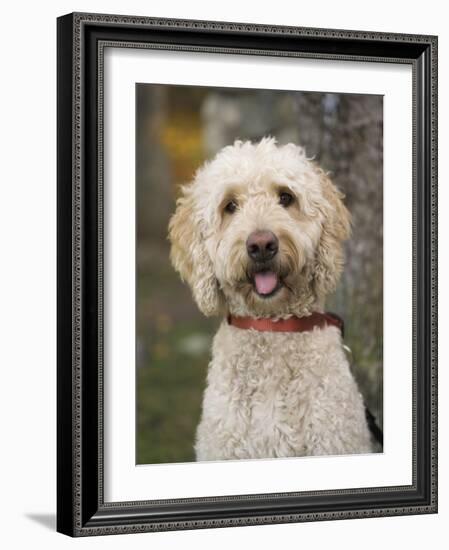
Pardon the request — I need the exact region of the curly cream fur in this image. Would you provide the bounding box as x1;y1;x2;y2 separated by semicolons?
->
168;137;373;460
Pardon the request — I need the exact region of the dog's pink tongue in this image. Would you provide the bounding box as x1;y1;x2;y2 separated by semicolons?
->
254;271;278;295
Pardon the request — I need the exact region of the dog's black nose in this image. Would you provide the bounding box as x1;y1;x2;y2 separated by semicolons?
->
246;230;279;262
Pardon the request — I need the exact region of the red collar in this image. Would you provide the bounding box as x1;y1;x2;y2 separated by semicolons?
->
227;312;344;335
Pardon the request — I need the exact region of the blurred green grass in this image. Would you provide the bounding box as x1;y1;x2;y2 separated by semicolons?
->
136;254;219;464
136;322;210;463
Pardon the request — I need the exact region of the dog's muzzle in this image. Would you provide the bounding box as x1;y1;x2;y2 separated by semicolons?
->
245;230;282;297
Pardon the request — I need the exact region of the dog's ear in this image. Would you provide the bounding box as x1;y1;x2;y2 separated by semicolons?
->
168;185;222;317
313;170;351;301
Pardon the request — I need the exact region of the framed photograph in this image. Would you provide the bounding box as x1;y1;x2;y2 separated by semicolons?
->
57;12;438;536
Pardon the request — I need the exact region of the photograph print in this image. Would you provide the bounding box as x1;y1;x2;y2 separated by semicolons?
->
136;83;383;465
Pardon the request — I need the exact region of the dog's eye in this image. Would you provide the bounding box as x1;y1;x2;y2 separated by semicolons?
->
224;200;238;214
279;191;294;207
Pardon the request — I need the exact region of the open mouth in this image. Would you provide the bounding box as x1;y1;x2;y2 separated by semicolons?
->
252;270;282;298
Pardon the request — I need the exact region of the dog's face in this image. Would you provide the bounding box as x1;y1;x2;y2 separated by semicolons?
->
169;138;350;318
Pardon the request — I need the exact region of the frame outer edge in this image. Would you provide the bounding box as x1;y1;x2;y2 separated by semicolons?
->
68;11;436;44
57;13;76;537
430;35;438;513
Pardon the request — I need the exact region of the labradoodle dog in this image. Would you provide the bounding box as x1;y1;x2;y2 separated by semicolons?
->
169;137;373;461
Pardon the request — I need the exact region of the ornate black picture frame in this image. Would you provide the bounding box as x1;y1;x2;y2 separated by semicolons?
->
57;12;438;537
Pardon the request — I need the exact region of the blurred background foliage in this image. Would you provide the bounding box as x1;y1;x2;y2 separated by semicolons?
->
136;84;383;464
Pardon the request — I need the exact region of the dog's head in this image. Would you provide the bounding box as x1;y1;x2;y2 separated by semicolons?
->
169;137;350;318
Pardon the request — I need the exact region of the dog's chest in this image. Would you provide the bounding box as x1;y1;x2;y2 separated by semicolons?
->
202;323;342;458
235;355;309;457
